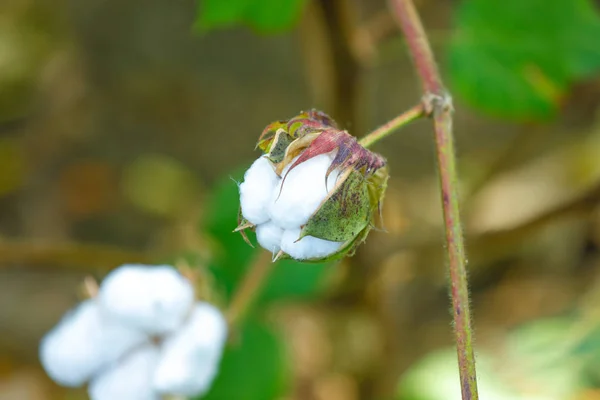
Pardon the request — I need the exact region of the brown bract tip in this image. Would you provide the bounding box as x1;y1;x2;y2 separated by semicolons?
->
280;129;387;192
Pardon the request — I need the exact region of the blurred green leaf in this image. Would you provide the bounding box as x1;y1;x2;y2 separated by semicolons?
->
260;258;330;304
576;325;600;386
195;0;306;33
572;325;600;360
448;0;600;120
398;318;585;400
200;319;288;400
204;168;331;306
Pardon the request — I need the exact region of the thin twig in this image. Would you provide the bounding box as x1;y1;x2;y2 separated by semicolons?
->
226;250;275;326
359;103;424;149
387;0;479;398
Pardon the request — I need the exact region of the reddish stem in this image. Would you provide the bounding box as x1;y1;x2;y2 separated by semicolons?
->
388;0;443;94
387;1;479;399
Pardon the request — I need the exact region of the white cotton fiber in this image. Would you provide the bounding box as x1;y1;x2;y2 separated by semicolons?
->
256;221;284;254
153;302;228;397
239;156;280;225
98;264;194;335
269;153;340;229
88;345;161;400
39;300;146;387
280;228;344;260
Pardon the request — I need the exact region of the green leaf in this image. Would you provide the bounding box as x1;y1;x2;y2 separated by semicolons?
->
196;0;307;33
448;0;600;120
204;168;331;305
200;319;288;400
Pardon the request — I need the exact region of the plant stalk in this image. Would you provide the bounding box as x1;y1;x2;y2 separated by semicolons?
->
387;0;479;398
359;103;424;148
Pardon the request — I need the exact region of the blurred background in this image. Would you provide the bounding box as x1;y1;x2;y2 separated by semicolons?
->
2;0;600;399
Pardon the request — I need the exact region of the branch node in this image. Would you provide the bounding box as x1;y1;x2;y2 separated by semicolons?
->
422;92;453;117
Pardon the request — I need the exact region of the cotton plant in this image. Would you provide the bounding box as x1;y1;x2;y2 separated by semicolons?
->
236;110;389;262
39;264;228;400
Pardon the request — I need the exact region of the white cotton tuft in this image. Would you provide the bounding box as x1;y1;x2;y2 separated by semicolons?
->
153;302;228;397
256;221;284;253
98;264;194;335
269;153;340;229
88;345;161;400
39;300;146;387
280;228;344;260
239;156;280;225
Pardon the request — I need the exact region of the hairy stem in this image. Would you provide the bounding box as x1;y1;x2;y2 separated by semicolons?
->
226;251;275;326
387;0;479;398
359;103;424;148
389;1;442;93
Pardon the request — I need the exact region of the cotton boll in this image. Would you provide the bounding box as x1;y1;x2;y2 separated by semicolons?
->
281;228;343;260
99;264;194;335
89;345;161;400
239;156;280;225
256;221;284;253
153;302;228;397
39;300;146;387
269;153;340;229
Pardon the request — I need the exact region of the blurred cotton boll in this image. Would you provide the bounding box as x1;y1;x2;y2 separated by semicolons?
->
88;345;161;400
39;300;147;387
98;264;195;335
39;264;228;399
153;303;229;396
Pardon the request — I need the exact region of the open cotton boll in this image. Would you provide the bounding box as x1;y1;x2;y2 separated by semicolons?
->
239;156;280;225
153;302;228;397
39;300;146;387
281;228;343;260
88;345;161;400
98;264;194;335
256;221;284;253
269;153;340;229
